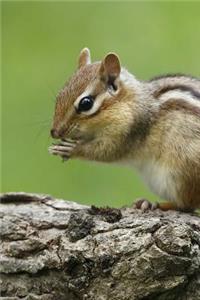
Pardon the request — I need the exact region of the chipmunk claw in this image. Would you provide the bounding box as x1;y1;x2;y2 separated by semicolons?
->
48;138;78;160
133;198;159;212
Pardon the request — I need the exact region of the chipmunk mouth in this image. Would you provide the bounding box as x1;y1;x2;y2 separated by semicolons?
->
63;123;79;139
49;123;81;160
48;123;95;161
66;125;94;143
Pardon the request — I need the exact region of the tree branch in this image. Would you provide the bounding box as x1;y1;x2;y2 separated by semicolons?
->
0;192;200;300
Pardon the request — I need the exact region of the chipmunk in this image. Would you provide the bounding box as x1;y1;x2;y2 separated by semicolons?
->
49;48;200;212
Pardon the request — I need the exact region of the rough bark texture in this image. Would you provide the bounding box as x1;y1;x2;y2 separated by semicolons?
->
0;192;200;300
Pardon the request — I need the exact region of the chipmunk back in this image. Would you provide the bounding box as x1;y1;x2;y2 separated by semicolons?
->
49;48;200;212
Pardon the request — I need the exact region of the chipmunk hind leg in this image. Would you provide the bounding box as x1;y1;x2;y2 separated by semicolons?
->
158;201;194;212
133;198;195;212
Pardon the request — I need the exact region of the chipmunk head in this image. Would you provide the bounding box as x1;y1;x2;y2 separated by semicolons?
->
50;48;137;146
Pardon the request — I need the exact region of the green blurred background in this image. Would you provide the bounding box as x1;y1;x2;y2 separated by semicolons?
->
2;1;200;207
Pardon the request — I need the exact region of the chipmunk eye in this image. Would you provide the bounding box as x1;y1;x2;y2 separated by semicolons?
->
77;96;94;112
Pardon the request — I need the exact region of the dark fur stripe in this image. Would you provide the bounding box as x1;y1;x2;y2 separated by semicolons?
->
153;84;200;99
149;73;199;82
159;99;200;117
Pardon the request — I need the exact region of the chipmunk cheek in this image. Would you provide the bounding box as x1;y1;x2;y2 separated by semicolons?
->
75;120;99;140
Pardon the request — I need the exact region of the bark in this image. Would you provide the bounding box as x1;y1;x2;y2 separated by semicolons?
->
0;192;200;300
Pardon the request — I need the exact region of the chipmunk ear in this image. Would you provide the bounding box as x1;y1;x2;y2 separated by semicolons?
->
78;48;91;69
99;53;121;88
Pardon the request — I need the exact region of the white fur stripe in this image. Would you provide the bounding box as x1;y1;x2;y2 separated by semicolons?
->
159;90;200;108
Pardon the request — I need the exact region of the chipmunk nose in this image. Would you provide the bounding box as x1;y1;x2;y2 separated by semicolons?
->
50;128;60;139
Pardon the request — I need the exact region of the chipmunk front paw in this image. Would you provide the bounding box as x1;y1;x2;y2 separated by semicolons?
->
48;138;79;161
